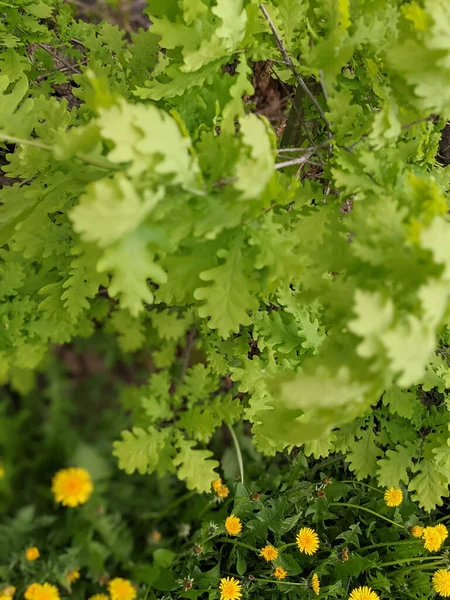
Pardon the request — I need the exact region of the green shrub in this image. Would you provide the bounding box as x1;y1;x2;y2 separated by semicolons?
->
1;0;450;595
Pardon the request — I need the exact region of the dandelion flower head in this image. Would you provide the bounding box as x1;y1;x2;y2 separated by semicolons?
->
433;569;450;597
435;523;448;544
225;515;242;536
108;578;137;600
25;547;40;561
411;525;424;538
88;596;109;600
212;479;222;493
24;584;59;600
273;567;287;580
52;467;93;507
0;587;16;600
219;577;242;600
349;586;380;600
423;526;445;552
66;569;80;584
311;573;320;596
384;487;403;507
296;527;320;555
259;545;278;562
216;484;229;499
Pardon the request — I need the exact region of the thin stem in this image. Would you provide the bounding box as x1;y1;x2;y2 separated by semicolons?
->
329;502;406;530
140;490;197;519
0;133;52;151
276;143;330;153
435;514;450;524
279;541;297;550
0;133;120;171
217;538;259;553
405;562;446;573
76;152;121;170
36;42;81;75
309;455;344;478
377;556;445;568
259;3;331;135
339;480;383;494
179;329;196;382
359;540;421;552
252;577;305;587
275;152;315;170
228;425;244;485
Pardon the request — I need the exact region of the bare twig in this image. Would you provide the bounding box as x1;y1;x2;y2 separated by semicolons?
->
319;70;329;103
259;2;332;135
36;43;81;75
276;141;331;153
401;116;434;130
264;60;315;147
277;156;323;166
180;329;196;382
36;58;88;82
275;152;316;170
266;58;289;65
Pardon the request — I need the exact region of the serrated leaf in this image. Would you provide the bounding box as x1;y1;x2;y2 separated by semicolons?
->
377;444;414;487
234;114;275;200
113;427;172;475
303;430;336;459
347;427;383;479
194;239;258;338
408;459;450;512
382;388;416;419
173;439;219;493
97;227;167;316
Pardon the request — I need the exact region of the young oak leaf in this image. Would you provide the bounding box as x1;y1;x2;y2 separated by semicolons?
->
97;227;167;316
113;427;173;476
71;174;162;248
377;444;414;488
194;239;258;338
408;459;450;512
221;55;254;134
347;426;383;479
234;114;275;200
173;439;219;493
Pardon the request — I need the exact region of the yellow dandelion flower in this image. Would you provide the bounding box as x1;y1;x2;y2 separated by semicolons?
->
216;484;230;499
0;586;16;600
24;584;41;600
212;478;222;493
433;569;450;597
219;577;242;600
52;467;93;507
423;526;444;552
296;527;320;555
411;525;424;538
259;545;278;562
349;586;380;600
108;578;137;600
225;515;242;536
311;573;320;596
25;547;40;561
273;567;287;580
66;569;80;584
435;524;449;544
88;596;109;600
25;584;60;600
384;487;403;507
